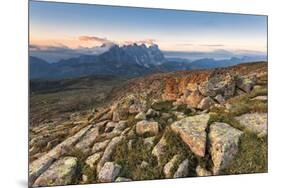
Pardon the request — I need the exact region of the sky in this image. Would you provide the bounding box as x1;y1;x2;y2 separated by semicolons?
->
29;1;267;62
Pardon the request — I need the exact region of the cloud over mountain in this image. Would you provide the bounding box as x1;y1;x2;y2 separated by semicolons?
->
78;35;111;43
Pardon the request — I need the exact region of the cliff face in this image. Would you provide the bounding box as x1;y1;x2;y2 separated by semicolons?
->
29;62;268;187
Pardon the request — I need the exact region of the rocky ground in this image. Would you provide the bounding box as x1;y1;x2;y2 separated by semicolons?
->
29;62;268;187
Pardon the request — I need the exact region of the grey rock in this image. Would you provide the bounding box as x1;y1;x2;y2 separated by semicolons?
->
235;113;267;137
33;157;78;187
171;114;210;157
98;162;121;183
97;136;124;173
236;75;257;93
75;127;99;152
29;124;94;185
209;122;243;175
92;139;110;154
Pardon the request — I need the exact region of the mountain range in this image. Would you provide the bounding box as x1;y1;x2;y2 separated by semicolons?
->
29;43;266;79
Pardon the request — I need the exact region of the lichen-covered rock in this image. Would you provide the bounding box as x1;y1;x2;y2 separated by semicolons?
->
196;165;212;176
98;162;121;183
152;136;167;164
235;113;267;137
199;72;236;98
92;140;110;154
29;124;94;185
115;177;132;182
75;127;99;152
135;112;146;120
33;157;78;187
209;122;243;175
86;152;103;169
173;159;189;178
136;120;159;136
97;136;124;173
236;75;257;93
171;114;210;157
163;154;180;178
197;96;215;110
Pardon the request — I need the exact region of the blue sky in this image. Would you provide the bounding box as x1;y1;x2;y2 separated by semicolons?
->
29;0;267;59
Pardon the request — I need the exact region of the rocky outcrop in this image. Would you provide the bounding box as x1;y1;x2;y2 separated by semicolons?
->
173;159;189;178
33;157;78;187
171;114;210;157
29;124;94;185
209;122;243;175
199;72;236;98
98;162;121;183
235;113;267;137
135;120;159;136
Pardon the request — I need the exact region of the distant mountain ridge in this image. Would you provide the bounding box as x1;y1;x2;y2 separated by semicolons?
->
29;43;266;79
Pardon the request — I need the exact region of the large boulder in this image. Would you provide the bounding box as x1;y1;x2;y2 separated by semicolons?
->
171;114;210;157
236;75;257;93
173;159;189;178
98;162;121;183
234;113;267;137
33;157;78;187
92;140;110;154
163;154;181;178
136;120;159;136
199;72;236;98
209;122;243;175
